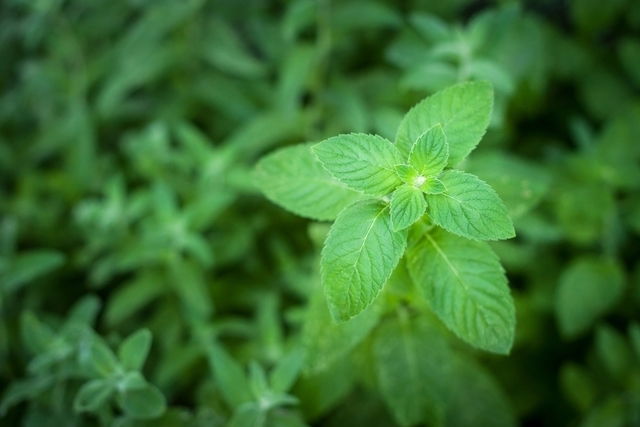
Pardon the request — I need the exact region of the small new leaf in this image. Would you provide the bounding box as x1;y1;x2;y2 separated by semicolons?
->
322;200;407;320
420;177;446;194
390;185;428;231
426;170;514;240
407;230;515;354
313;134;403;196
408;125;448;176
395;164;420;183
395;81;493;165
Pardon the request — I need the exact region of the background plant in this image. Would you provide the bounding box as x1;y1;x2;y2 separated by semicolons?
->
1;0;639;426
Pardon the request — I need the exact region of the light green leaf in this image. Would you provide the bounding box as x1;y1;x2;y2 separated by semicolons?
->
555;257;625;338
322;200;407;320
118;329;152;372
254;144;366;220
408;124;448;176
395;81;493;165
118;383;166;419
426;170;515;241
373;316;445;426
420;177;446;194
74;379;114;413
390;185;427;231
313;134;403;196
407;230;515;354
395;164;419;183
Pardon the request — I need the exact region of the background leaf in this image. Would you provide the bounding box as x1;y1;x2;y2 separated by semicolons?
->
555;257;625;338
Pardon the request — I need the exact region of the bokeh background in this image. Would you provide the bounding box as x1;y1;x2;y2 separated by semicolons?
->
1;0;640;426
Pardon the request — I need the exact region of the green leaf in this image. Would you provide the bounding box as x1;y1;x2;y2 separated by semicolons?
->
322;200;407;320
595;325;633;382
208;341;253;408
443;356;516;427
466;152;551;218
313;134;403;196
373;316;445;426
2;250;65;293
426;170;515;241
228;403;266;427
0;376;54;415
168;258;212;320
303;287;381;372
118;329;152;372
555;257;625;338
118;383;166;419
390;185;427;231
407;230;515;354
408;124;448;176
560;364;597;412
395;81;493;165
254;144;365;221
85;336;120;378
394;164;419;183
74;379;114;413
270;346;305;393
420;177;446;194
580;397;626;427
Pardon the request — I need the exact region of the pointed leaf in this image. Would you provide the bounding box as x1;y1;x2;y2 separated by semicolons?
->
407;230;515;354
390;185;427;231
322;200;407;320
555;257;625;338
254;144;365;220
395;81;493;165
118;329;152;372
408;125;448;176
426;170;514;241
208;342;253;408
313;134;403;196
118;383;166;419
74;379;114;413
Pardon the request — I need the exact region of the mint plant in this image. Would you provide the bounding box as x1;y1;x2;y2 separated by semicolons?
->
256;81;516;354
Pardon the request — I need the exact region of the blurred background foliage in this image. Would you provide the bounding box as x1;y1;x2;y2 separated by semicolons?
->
1;0;640;425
